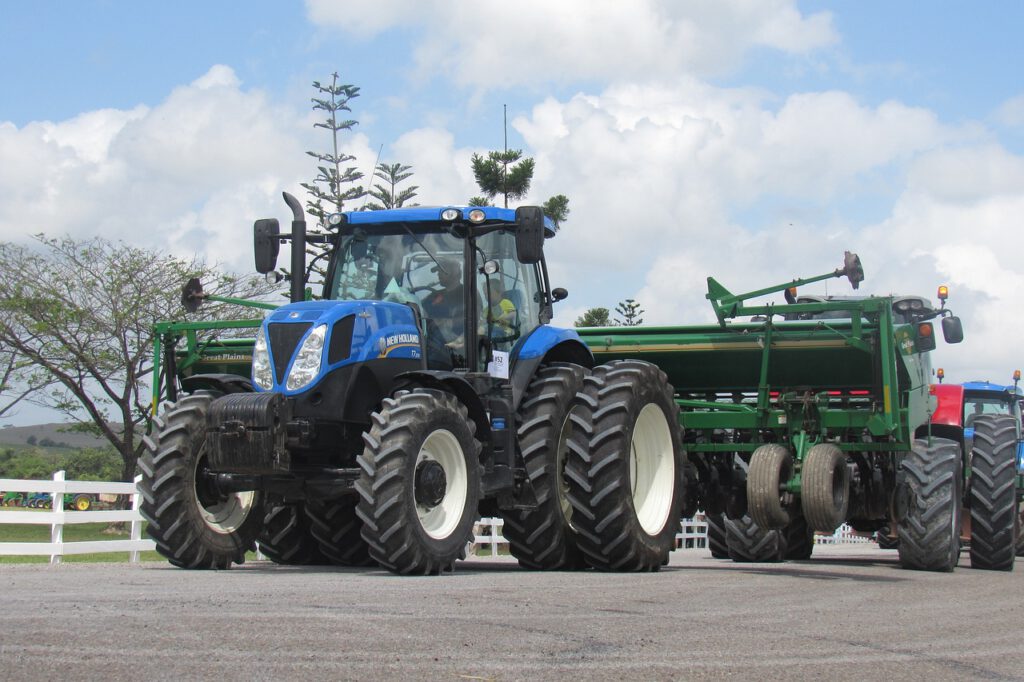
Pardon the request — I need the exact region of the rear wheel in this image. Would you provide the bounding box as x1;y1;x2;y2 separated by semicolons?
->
503;363;588;570
748;444;793;530
258;496;329;566
139;392;263;569
306;496;374;566
968;415;1018;571
897;438;961;572
355;390;482;575
801;443;850;532
725;514;785;562
783;515;815;560
565;360;684;571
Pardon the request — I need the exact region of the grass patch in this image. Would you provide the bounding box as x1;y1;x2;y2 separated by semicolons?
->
0;520;162;564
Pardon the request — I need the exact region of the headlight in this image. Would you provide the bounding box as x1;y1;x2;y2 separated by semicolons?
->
286;324;327;391
252;326;273;390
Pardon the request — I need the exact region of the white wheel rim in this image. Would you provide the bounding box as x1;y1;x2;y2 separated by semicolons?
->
194;454;255;535
630;403;675;535
416;429;468;540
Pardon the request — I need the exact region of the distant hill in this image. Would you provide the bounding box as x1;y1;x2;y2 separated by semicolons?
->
0;423;113;449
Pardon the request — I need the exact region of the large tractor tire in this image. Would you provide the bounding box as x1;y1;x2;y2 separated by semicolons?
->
565;360;685;572
258;496;329;566
139;392;263;569
706;513;729;559
783;514;815;560
968;415;1018;571
747;444;794;530
725;514;786;562
896;438;962;572
355;390;482;575
503;363;588;570
306;496;374;566
801;443;850;532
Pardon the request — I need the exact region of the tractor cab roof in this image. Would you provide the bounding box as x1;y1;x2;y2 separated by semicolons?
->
330;205;556;237
789;294;935;323
962;380;1024;397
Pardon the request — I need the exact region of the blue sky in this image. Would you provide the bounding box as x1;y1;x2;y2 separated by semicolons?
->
2;1;1024;424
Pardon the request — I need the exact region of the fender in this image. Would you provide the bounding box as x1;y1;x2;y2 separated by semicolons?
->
393;370;491;445
508;327;594;411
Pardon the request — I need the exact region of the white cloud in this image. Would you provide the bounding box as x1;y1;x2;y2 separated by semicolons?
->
306;0;837;85
0;66;315;273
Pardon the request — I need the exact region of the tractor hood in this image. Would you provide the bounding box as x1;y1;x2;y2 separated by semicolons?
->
256;300;422;395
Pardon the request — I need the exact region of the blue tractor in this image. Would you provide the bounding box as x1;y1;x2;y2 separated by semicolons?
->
140;193;686;575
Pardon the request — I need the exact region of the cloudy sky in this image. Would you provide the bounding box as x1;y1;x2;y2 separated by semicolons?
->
2;0;1024;421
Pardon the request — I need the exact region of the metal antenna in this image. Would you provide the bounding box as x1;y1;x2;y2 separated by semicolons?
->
360;143;384;210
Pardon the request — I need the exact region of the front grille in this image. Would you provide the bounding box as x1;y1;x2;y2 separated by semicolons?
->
268;322;312;384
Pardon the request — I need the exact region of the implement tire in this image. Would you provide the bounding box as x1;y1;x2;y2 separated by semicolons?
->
503;363;588;570
968;415;1018;571
801;443;850;532
566;360;684;571
706;513;729;559
355;390;482;575
748;444;793;530
258;496;329;566
306;496;374;566
725;514;785;562
139;392;263;569
897;438;961;572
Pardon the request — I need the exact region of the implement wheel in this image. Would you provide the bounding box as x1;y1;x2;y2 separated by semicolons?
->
503;363;588;570
139;392;263;569
897;438;961;572
801;443;850;532
565;360;684;572
968;415;1018;571
747;444;793;530
306;496;374;566
258;496;329;566
725;514;785;562
355;390;482;575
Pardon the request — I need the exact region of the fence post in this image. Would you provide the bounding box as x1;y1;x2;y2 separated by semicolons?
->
130;474;144;563
50;470;65;565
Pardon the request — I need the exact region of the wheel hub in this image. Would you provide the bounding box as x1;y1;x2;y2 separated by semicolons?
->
415;460;447;508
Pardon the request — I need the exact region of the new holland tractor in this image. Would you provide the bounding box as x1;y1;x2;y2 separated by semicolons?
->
575;256;978;572
141;193;685;575
927;372;1024;567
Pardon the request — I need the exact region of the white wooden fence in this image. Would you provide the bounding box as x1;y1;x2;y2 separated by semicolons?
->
0;471;155;564
467;515;869;556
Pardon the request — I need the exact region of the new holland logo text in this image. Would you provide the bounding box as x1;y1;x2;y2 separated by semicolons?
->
378;333;420;357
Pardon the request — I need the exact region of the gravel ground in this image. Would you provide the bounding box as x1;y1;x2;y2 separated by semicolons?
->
1;544;1023;681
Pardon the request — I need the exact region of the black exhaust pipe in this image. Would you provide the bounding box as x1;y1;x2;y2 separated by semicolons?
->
282;192;306;303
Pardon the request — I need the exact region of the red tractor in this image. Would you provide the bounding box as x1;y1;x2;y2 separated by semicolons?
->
917;370;1024;568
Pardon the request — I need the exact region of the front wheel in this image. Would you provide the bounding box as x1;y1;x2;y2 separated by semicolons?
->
139;392;264;569
897;438;961;572
565;360;685;571
355;390;482;575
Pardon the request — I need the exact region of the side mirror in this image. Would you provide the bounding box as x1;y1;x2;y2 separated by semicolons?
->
551;288;568;302
514;206;545;265
942;315;964;344
254;219;281;274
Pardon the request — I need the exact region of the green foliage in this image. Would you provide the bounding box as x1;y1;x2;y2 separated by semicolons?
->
470;150;535;208
301;73;365;224
365;162;419;210
615;299;645;327
575;307;613;328
0;445;120;480
542;194;571;229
